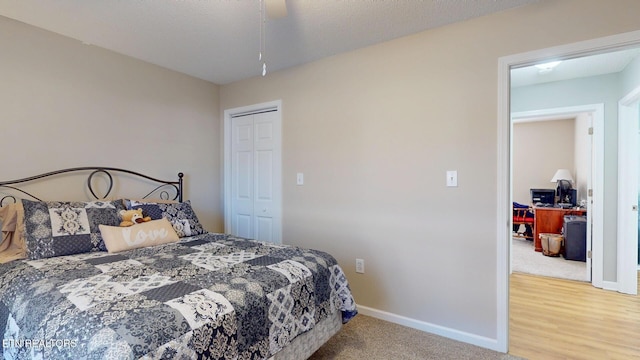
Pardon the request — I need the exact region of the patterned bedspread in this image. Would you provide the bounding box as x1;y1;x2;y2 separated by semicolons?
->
0;233;357;359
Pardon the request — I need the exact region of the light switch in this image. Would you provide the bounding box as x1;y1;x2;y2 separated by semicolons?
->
446;170;458;187
296;173;304;185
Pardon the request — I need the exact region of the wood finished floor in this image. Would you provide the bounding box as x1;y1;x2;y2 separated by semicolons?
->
509;272;640;360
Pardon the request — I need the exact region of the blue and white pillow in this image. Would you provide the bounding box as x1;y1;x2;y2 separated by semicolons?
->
125;200;205;238
21;199;125;260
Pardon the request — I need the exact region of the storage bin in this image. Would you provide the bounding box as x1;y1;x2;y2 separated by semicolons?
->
540;233;563;257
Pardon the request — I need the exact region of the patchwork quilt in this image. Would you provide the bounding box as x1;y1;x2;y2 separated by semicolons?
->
0;233;357;359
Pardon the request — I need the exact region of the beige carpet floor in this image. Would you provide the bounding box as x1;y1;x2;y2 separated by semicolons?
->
309;315;524;360
511;237;587;281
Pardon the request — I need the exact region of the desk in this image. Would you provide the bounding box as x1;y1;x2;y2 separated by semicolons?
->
533;207;587;252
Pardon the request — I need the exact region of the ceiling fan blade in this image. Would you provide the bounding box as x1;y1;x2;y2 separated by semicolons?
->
265;0;287;19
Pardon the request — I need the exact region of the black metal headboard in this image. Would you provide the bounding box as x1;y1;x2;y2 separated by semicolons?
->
0;167;183;206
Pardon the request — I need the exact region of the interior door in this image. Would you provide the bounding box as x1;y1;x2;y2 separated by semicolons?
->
253;111;280;242
231;116;254;239
230;110;282;243
617;87;640;294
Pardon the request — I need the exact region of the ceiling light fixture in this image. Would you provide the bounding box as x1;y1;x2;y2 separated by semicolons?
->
534;60;562;74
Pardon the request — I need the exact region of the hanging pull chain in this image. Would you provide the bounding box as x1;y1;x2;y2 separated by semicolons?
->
259;0;267;76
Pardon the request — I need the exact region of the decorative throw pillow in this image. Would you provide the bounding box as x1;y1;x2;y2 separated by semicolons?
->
99;218;179;253
125;200;205;237
21;199;125;260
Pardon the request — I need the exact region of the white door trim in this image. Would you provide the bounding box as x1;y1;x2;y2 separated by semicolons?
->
512;104;603;286
617;86;640;295
497;29;640;353
224;100;283;240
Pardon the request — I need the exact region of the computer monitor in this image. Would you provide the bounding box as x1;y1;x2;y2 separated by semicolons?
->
556;179;575;206
530;188;555;206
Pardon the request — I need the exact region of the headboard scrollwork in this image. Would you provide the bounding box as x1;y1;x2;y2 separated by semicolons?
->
0;167;183;206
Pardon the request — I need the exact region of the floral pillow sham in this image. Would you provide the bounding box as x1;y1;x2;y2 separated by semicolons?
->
21;199;125;260
125;199;205;238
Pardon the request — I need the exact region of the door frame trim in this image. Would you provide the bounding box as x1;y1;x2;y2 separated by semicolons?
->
497;29;640;353
223;100;283;239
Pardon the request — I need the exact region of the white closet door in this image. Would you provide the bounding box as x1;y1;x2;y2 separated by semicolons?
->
230;111;281;243
231;116;255;239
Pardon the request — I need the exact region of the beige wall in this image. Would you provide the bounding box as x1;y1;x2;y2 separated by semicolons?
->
513;119;575;205
0;16;223;232
220;0;640;342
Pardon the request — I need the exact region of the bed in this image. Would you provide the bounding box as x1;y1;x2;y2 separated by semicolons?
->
0;167;357;359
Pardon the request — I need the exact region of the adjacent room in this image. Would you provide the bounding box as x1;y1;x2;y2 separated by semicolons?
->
510;47;640;285
1;0;640;359
511;115;589;282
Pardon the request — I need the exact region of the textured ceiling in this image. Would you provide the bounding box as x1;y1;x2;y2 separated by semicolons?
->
0;0;538;84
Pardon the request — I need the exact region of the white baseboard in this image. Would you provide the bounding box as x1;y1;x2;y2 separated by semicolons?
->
356;305;502;353
601;280;618;291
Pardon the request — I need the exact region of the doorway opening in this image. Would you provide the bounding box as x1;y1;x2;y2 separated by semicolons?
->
496;29;640;353
510;105;603;284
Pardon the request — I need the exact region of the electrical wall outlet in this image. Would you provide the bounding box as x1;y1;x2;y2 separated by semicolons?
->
355;258;365;274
